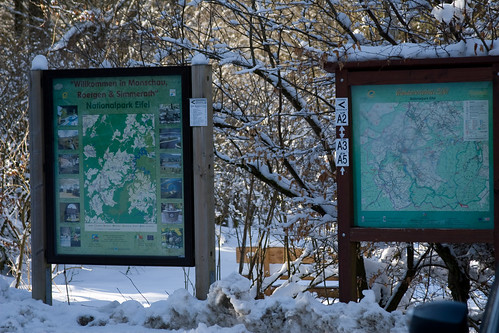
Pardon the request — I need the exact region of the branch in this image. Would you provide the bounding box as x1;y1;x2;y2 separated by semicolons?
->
358;0;398;45
216;150;327;216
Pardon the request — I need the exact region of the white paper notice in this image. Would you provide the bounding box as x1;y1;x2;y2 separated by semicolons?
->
190;98;208;126
463;100;488;141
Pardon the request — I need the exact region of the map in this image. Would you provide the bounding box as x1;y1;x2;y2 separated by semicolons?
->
50;72;192;262
83;113;157;231
352;82;493;228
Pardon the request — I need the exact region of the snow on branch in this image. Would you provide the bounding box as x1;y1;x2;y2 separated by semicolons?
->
328;39;499;63
50;1;130;53
215;150;329;216
51;23;93;52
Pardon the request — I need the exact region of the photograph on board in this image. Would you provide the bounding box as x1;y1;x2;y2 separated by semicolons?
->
57;105;78;126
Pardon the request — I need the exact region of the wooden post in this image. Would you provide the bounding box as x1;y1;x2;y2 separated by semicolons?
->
493;63;499;267
192;64;216;300
335;69;358;303
29;70;52;305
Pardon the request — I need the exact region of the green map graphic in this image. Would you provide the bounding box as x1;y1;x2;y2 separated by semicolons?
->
83;113;157;226
359;101;489;211
352;81;493;229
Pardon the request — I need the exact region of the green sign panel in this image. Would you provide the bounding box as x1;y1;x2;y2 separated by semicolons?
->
352;81;493;229
43;67;193;265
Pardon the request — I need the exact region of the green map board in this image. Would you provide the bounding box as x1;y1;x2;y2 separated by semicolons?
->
46;68;193;265
351;81;493;229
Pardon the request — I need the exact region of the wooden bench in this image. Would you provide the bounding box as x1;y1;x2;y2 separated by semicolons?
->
236;246;339;298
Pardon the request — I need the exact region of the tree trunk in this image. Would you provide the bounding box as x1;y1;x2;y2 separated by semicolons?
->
433;243;470;302
383;244;432;312
356;243;368;299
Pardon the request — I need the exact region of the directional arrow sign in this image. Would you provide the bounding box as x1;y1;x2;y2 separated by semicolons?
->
335;138;349;167
335;98;349;126
336;99;346;110
339;126;345;138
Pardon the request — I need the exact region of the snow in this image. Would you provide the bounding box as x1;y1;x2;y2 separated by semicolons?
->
0;230;410;332
431;0;466;24
31;55;48;70
337;12;351;29
191;53;209;65
328;39;499;63
0;273;408;332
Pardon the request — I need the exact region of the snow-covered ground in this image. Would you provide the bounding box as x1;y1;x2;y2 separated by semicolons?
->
0;231;409;332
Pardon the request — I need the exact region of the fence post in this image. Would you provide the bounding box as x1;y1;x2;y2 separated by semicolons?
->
192;64;216;299
30;70;52;305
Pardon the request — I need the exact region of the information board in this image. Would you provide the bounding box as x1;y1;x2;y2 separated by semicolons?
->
42;67;194;265
351;81;493;229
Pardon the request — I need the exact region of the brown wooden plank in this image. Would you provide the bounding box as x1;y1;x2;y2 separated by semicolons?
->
236;246;336;264
235;246;260;263
266;247;285;263
280;275;339;281
236;246;340;298
266;285;339;298
349;228;494;243
324;56;499;73
347;67;492;86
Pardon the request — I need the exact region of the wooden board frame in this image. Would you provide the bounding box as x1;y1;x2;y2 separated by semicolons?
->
325;56;499;302
40;67;195;267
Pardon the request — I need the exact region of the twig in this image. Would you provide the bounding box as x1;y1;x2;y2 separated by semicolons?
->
116;287;129;302
120;271;150;305
64;265;71;305
182;267;195;294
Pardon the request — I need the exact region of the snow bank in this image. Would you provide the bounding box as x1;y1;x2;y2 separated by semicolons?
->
0;273;408;332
